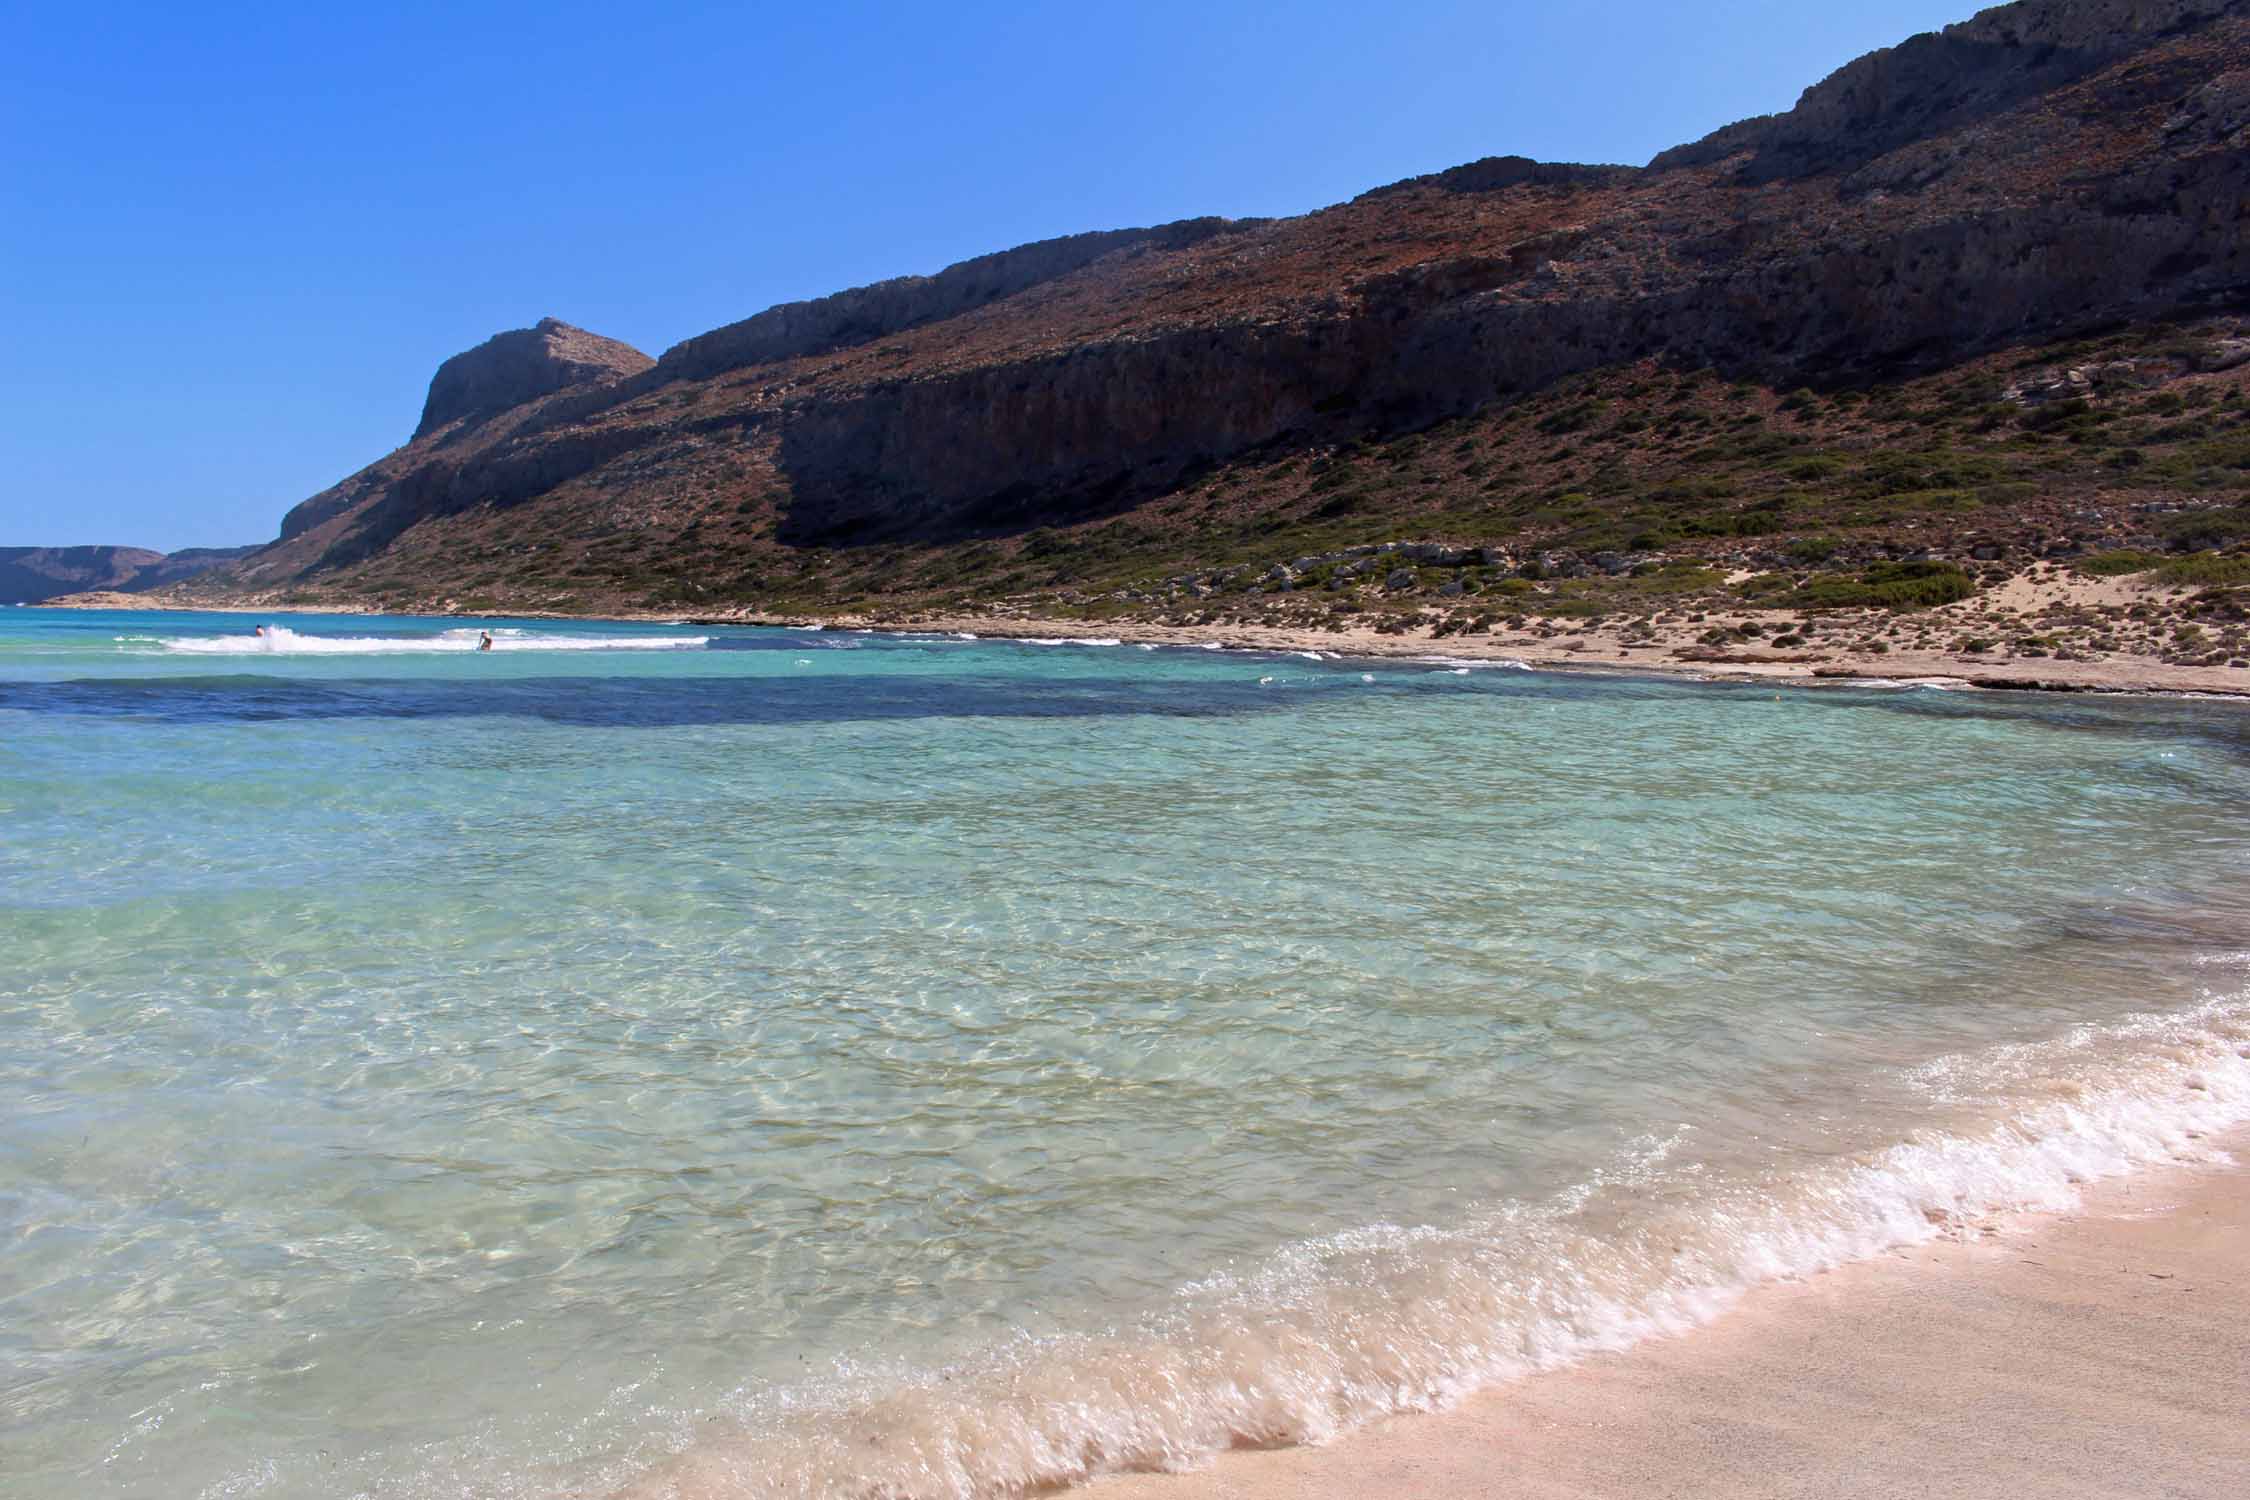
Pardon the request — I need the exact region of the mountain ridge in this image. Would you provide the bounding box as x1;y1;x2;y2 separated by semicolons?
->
160;0;2249;623
0;545;260;606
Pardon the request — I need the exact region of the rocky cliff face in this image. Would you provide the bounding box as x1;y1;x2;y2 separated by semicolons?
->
413;318;652;439
1653;0;2239;177
196;0;2250;603
656;218;1259;383
267;319;653;548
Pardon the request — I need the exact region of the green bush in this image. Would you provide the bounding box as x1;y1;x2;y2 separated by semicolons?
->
2161;507;2250;551
1789;561;1975;610
1623;564;1726;594
2153;553;2250;587
2074;550;2165;576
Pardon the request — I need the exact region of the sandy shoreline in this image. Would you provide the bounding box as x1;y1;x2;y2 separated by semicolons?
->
38;578;2250;697
822;611;2250;698
1088;1140;2250;1500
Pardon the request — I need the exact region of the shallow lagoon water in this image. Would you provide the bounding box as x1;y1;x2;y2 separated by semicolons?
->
3;608;2248;1498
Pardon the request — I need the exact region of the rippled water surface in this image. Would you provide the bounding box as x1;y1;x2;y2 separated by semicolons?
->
4;608;2249;1499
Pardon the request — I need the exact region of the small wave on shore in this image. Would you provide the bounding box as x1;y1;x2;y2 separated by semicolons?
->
137;625;711;655
597;989;2250;1500
1841;676;1974;692
1415;655;1534;671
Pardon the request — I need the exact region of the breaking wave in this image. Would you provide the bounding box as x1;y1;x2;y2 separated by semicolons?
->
1415;655;1534;671
591;993;2250;1500
139;625;710;655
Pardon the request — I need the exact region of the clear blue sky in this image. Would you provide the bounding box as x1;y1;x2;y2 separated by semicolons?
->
1;1;1976;551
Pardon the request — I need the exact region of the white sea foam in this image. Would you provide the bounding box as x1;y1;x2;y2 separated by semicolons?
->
1021;637;1124;647
146;625;709;656
1415;655;1533;671
622;995;2250;1500
1845;676;1974;691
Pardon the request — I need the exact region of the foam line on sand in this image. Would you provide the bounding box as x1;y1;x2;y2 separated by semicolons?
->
1089;1139;2250;1500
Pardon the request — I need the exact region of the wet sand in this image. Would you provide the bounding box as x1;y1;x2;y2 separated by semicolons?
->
1091;1144;2250;1500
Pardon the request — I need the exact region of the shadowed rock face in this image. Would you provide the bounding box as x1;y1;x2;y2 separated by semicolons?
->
413;318;652;439
203;0;2250;594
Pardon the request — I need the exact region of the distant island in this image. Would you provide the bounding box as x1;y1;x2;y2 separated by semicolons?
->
2;544;256;606
79;0;2250;692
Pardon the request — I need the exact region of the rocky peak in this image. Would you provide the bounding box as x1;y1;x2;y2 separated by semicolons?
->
1651;0;2245;178
413;317;653;439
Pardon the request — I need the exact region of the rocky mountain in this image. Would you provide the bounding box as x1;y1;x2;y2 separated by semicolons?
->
0;544;259;606
169;0;2249;617
411;317;652;441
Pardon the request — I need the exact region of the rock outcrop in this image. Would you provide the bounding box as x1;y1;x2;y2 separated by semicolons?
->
1652;0;2241;178
1354;154;1638;201
413;318;651;439
656;219;1257;383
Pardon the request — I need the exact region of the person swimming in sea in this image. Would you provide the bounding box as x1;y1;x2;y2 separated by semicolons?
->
478;631;493;651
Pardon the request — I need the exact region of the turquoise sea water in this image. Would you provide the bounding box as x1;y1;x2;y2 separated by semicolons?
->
4;607;2249;1499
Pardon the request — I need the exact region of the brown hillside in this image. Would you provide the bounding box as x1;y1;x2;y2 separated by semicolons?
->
172;0;2249;634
